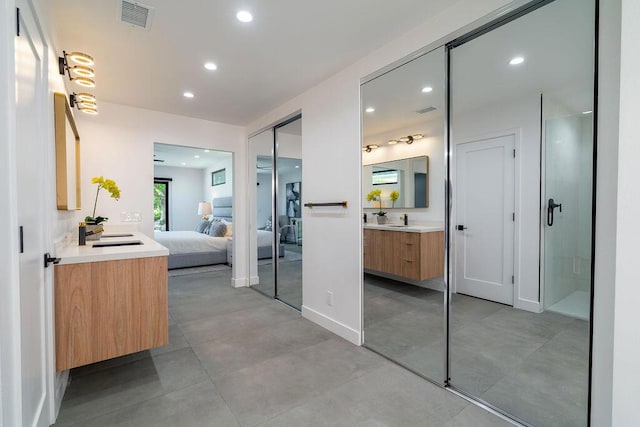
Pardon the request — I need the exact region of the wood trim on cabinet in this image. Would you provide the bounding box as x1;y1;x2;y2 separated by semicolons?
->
55;256;168;371
363;229;444;281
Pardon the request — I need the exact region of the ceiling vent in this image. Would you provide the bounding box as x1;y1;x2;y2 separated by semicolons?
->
415;106;437;115
120;1;153;30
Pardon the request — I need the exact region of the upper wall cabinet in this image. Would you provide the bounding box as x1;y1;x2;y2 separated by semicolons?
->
54;92;81;211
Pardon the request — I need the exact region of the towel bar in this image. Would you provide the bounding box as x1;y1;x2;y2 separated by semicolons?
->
303;201;348;208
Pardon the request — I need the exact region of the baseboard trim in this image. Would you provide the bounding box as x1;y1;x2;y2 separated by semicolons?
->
302;305;361;346
249;275;260;286
515;298;541;313
231;277;248;288
53;370;69;421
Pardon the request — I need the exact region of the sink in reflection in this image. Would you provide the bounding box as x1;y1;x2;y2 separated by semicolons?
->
92;240;143;248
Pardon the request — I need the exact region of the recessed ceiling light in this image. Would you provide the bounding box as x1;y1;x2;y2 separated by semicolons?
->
183;91;194;98
204;149;210;152
295;165;300;168
204;62;217;71
388;140;398;145
181;162;186;166
582;110;593;115
509;56;525;65
365;107;375;113
194;155;200;158
421;86;433;93
236;10;253;22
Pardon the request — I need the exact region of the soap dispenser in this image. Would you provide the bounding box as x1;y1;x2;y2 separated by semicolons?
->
79;221;87;246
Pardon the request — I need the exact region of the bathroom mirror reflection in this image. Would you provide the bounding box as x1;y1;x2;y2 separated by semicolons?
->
448;0;594;425
363;155;429;209
361;45;446;385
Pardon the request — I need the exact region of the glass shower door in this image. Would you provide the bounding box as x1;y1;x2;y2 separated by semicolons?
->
543;113;593;320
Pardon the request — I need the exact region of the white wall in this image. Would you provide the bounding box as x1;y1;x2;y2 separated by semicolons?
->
153;165;205;231
75;101;248;286
611;0;640;424
204;155;234;204
248;0;514;345
591;0;621;424
255;173;272;229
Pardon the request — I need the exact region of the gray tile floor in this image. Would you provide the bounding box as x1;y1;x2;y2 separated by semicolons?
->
253;243;302;309
363;274;589;427
55;269;511;427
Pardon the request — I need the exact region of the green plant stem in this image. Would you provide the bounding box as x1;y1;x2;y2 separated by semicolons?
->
92;185;101;219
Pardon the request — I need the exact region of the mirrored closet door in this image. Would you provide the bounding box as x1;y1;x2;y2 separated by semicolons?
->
249;115;303;310
361;46;446;384
275;117;303;309
361;0;597;425
448;0;595;425
249;129;276;297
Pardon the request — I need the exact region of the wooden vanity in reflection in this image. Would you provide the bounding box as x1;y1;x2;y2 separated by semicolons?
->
363;225;444;281
53;232;170;371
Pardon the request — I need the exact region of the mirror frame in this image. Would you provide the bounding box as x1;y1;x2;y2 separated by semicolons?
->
54;92;81;210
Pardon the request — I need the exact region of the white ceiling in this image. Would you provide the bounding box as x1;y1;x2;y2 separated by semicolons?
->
48;0;453;125
361;0;594;139
153;143;232;169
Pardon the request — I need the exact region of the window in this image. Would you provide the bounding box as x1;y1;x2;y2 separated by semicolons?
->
154;179;170;231
372;169;399;185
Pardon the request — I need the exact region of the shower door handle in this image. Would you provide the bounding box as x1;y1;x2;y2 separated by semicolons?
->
547;198;562;227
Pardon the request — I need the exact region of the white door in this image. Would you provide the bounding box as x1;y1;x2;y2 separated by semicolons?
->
455;134;515;305
16;2;50;426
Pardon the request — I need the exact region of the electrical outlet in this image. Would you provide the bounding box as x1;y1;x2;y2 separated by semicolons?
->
326;291;334;307
120;211;142;222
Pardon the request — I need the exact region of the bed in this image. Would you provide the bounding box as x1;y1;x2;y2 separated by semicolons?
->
154;196;284;269
154;196;234;269
155;230;230;269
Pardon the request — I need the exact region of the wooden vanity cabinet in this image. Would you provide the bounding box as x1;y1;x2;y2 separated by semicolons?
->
364;229;444;281
54;256;168;371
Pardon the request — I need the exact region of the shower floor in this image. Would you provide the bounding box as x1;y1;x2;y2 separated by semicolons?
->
547;290;590;320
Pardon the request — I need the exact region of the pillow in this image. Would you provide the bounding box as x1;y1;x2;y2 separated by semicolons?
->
222;220;233;237
195;219;210;233
207;222;227;237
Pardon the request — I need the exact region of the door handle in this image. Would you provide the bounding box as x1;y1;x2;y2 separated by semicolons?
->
456;225;467;231
44;253;61;268
547;198;562;227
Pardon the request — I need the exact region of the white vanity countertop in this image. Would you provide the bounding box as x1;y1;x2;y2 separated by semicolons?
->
363;222;444;233
55;232;169;265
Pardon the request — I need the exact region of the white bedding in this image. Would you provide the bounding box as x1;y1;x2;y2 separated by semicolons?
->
154;230;230;255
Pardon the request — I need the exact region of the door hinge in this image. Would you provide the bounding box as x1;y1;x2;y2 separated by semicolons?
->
512;212;515;222
511;275;515;284
513;149;516;158
19;226;24;253
16;8;20;36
